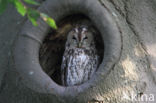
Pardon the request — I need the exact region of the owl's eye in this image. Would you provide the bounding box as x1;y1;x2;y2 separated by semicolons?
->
72;36;76;40
84;36;88;40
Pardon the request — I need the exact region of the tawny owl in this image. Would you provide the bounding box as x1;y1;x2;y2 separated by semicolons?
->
61;25;99;86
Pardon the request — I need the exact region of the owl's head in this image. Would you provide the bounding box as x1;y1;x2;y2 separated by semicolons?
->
66;25;94;49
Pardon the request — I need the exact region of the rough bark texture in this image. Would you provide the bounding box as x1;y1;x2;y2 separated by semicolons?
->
0;0;156;103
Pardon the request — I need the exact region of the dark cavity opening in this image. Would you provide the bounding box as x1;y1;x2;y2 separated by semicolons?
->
39;14;104;85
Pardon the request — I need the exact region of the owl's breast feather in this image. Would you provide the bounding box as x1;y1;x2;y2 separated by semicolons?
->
62;48;98;86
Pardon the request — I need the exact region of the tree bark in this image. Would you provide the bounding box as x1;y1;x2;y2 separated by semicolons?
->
0;0;156;103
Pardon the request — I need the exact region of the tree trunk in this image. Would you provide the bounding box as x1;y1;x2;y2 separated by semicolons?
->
0;0;156;103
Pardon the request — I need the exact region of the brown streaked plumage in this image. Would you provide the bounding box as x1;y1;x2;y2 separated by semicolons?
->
61;25;99;86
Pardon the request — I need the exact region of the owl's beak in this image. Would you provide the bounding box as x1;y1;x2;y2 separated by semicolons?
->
78;42;82;48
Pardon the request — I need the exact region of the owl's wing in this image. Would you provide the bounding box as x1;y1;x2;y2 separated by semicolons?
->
61;56;67;86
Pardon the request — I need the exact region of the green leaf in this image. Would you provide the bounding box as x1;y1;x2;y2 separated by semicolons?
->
24;0;40;5
14;0;27;16
28;16;38;26
46;17;57;29
40;13;57;29
0;0;9;15
27;8;40;26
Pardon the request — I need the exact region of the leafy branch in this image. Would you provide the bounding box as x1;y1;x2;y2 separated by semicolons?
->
0;0;57;29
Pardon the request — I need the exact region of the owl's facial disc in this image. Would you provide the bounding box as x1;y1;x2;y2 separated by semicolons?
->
67;26;94;49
